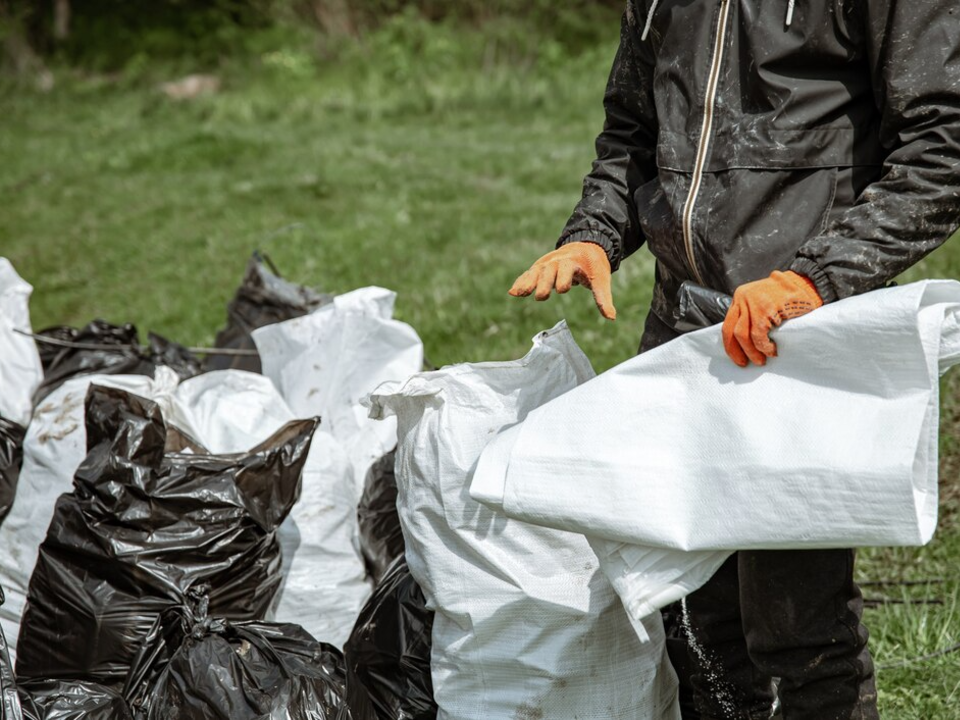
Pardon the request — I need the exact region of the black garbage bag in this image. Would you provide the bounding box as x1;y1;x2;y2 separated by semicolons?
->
0;587;22;720
204;253;331;374
19;680;132;720
344;557;436;720
15;384;318;686
32;321;202;405
357;451;405;585
123;587;374;720
146;332;204;381
0;418;25;525
670;282;733;333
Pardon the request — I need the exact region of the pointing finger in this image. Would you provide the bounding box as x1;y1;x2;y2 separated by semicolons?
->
509;267;541;297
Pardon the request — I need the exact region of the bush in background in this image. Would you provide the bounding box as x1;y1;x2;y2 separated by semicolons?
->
3;0;623;75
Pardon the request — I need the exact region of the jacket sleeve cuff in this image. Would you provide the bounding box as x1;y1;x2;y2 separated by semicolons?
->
556;230;622;271
789;258;839;304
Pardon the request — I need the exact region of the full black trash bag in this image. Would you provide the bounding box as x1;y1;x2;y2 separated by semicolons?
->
0;418;25;525
357;451;405;584
15;385;318;686
123;587;373;720
0;587;22;720
19;680;132;720
204;253;331;374
145;332;204;381
344;557;436;720
32;321;202;405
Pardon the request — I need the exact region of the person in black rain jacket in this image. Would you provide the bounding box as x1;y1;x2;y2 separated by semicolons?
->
510;1;960;718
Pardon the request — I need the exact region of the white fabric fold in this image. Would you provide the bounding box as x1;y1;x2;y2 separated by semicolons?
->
472;281;960;555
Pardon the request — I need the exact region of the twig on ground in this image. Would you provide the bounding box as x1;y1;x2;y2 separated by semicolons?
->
14;329;258;357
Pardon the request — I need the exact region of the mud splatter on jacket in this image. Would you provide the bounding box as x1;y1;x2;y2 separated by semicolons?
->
559;0;960;326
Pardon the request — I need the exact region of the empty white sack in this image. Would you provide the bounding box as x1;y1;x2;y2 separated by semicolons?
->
0;259;43;427
471;280;960;558
367;323;680;720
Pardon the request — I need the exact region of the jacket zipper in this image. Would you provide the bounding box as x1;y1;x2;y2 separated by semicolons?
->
680;0;731;286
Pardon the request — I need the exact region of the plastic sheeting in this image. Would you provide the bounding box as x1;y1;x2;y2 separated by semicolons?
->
344;557;436;720
123;588;369;720
32;321;201;406
0;419;25;526
367;323;679;720
0;589;18;720
357;451;404;584
15;385;316;685
0;259;43;428
19;681;132;720
471;281;960;625
253;287;424;646
670;282;733;333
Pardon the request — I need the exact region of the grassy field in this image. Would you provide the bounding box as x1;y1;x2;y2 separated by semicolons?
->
2;14;959;717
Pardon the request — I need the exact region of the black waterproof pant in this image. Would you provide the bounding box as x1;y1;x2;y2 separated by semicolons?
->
683;550;879;720
640;312;880;720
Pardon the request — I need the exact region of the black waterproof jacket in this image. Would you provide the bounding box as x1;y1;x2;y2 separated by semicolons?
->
559;0;960;327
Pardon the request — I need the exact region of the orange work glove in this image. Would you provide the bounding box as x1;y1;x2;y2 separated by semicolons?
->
722;270;823;367
509;242;616;321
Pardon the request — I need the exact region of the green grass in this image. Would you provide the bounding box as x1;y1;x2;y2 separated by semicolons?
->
2;16;960;718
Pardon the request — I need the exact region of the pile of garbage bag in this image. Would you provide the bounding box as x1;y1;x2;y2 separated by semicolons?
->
2;251;958;720
0;256;426;719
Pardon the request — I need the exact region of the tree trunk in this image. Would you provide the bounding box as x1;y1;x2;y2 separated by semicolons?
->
0;0;51;86
310;0;358;37
53;0;70;40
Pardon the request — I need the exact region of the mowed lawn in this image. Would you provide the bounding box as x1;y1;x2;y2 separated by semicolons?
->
2;20;959;717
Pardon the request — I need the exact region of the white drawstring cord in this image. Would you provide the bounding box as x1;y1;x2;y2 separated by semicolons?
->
786;0;796;26
641;0;661;41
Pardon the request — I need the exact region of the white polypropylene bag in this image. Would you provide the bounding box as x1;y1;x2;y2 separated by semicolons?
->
0;259;43;426
472;281;960;556
367;323;680;720
472;423;731;629
253;287;424;646
254;286;424;489
0;369;181;659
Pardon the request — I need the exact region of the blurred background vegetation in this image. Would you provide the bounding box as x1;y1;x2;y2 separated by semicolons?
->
2;3;960;717
2;0;621;74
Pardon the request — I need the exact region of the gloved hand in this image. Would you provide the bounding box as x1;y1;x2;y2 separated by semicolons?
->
509;242;616;321
722;270;823;367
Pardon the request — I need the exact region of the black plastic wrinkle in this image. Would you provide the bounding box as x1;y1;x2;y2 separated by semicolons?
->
14;384;318;686
344;557;436;720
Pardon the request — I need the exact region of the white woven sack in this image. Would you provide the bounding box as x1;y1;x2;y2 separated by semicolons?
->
472;280;960;556
253;286;424;646
0;369;181;660
0;259;43;427
368;322;680;720
254;286;424;493
472;421;731;634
